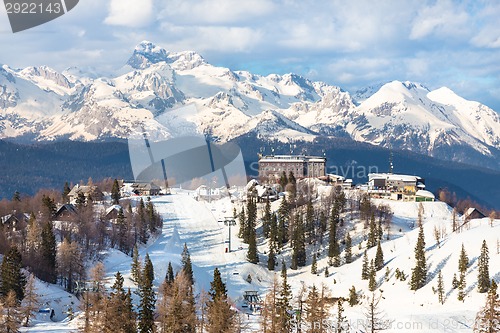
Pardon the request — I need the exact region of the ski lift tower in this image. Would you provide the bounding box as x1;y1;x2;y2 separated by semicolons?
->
221;217;236;252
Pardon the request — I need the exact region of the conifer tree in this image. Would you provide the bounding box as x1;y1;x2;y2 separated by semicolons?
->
207;268;235;333
328;205;340;264
348;286;359;306
452;273;459;289
363;291;390;333
182;243;194;285
337;298;349;332
458;243;469;276
269;213;278;248
410;223;427;290
166;262;175;285
137;254;155;333
311;253;318;274
262;199;272;238
237;207;246;240
325;266;329;277
361;250;369;280
0;246;26;300
305;199;315;244
279;171;288;190
62;182;71;203
131;245;142;284
477;240;490;293
473;280;500;333
457;271;466;302
104;271;136;333
368;259;377;292
344;233;352;264
291;214;306;269
367;213;377;248
245;196;257;243
111;179;121;204
267;245;276;271
375;241;384;271
40;221;57;284
247;224;259;264
319;210;327;244
20;273;39;327
277;260;292;333
117;208;127;252
277;197;289;246
436;271;445;305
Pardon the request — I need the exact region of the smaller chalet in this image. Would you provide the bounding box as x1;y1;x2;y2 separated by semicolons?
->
463;208;486;221
132;183;161;196
105;205;123;221
54;204;78;221
1;212;30;230
255;185;278;202
68;184;100;204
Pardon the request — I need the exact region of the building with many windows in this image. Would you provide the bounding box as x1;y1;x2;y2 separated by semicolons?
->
258;155;326;181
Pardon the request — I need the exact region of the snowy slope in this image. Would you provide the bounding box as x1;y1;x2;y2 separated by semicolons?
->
23;191;500;333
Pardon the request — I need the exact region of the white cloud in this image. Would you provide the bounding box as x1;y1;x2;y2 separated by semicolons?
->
105;0;154;28
158;0;276;25
410;0;470;40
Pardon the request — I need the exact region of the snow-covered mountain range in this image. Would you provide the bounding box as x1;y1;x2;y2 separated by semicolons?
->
1;41;500;169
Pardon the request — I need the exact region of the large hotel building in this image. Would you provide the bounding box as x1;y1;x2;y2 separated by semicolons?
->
258;155;327;181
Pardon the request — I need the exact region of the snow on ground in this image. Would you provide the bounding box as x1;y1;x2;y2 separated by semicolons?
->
23;191;500;332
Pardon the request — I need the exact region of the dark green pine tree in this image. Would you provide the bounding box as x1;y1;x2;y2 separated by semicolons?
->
344;233;353;264
277;260;293;333
368;259;377;292
269;213;278;248
477;240;490;293
182;243;194;285
12;191;21;202
105;271;136;333
166;261;175;285
458;243;469;275
40;221;57;284
0;246;26;300
279;171;288;190
328;205;340;266
41;195;57;220
410;223;427;290
207;267;234;333
262;198;272;238
209;267;227;300
267;244;276;271
245;196;257;243
375;240;384;271
277;196;289;246
367;213;377;248
137;254;155;333
361;250;369;280
437;270;445;305
62;182;71;203
305;199;315;244
247;223;259;264
111;178;121;204
237;207;246;240
291;214;306;269
117;208;127;252
137;198;148;244
311;253;318;274
348;286;359;306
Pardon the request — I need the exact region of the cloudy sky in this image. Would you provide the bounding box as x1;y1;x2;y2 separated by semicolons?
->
1;0;500;110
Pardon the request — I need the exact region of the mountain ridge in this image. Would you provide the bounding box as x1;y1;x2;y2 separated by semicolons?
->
1;41;500;170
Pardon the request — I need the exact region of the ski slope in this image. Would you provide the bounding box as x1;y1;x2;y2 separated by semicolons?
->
22;192;500;332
